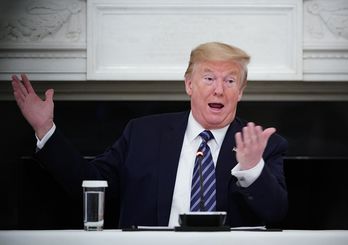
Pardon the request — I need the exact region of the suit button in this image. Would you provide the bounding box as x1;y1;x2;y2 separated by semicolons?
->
247;195;254;201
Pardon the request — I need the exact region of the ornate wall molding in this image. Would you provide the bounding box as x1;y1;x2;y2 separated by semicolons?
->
304;0;348;41
0;0;85;43
0;50;86;59
303;0;348;81
1;80;348;101
0;0;348;100
87;0;302;81
0;0;86;81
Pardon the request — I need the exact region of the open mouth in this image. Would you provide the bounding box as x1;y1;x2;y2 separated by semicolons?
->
208;103;224;109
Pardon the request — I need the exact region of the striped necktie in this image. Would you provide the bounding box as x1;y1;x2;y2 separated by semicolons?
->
190;130;216;212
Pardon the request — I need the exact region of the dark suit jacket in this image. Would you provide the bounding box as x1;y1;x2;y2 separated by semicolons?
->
36;111;288;228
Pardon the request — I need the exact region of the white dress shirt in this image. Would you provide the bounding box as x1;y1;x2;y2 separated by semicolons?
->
36;112;264;228
36;123;56;149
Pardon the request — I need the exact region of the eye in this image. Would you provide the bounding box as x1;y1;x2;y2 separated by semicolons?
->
203;75;215;84
225;78;236;87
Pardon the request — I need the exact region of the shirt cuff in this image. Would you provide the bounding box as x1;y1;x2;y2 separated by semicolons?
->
36;123;56;150
231;159;265;188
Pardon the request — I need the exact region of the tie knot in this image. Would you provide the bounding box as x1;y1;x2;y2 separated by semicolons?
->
199;130;214;142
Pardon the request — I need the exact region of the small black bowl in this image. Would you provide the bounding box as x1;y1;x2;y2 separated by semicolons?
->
179;212;227;227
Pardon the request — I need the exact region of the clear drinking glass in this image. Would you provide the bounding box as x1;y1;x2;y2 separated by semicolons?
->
82;180;108;231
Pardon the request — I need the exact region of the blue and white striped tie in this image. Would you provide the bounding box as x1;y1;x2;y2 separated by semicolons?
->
190;130;216;212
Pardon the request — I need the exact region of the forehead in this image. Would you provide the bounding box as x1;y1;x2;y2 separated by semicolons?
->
193;60;242;76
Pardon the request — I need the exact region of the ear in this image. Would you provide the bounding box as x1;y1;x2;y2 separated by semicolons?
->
237;90;243;101
237;82;246;101
184;76;193;97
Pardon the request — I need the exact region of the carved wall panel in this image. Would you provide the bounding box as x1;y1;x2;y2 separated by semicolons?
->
0;0;348;100
303;0;348;81
0;0;86;80
87;0;302;81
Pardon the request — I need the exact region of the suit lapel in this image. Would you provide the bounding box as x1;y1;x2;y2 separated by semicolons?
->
157;112;189;225
215;119;242;212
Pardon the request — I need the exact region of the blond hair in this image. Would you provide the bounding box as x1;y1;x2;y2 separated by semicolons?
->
185;42;250;88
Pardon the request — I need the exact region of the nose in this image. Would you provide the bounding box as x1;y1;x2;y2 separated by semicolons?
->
213;79;224;96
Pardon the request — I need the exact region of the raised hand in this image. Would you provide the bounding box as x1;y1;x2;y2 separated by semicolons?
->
11;74;54;139
234;122;276;170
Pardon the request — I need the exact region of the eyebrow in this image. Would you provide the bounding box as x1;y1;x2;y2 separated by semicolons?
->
203;68;213;73
202;68;238;76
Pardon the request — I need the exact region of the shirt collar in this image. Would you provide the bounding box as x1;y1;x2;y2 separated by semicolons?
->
186;111;230;147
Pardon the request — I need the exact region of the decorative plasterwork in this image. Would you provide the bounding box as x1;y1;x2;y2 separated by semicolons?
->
0;0;348;100
304;0;348;44
0;0;85;45
0;0;87;80
303;0;348;81
87;0;302;81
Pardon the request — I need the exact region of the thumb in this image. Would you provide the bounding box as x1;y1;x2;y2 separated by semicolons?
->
45;89;54;102
262;127;276;142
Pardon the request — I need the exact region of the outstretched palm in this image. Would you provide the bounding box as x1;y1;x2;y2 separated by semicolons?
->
234;122;276;170
12;74;54;139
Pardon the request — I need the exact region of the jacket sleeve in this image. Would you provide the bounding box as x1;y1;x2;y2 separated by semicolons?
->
34;123;131;201
230;134;288;224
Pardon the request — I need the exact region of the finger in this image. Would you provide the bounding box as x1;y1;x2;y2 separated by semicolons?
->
11;78;26;103
255;125;263;134
12;74;29;97
45;88;54;102
21;74;35;94
11;75;20;90
249;122;260;143
11;75;22;93
243;122;255;145
235;132;244;150
11;74;20;83
13;90;25;106
18;80;29;97
254;125;263;143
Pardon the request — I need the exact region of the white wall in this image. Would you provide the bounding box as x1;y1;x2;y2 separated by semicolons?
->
0;0;347;100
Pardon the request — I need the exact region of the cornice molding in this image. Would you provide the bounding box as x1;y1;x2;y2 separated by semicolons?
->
0;50;86;59
1;80;348;101
303;52;348;59
1;0;348;97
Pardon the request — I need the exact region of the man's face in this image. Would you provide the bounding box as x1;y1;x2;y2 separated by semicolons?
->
185;60;245;129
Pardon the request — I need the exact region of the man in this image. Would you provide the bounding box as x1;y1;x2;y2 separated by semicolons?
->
11;42;288;228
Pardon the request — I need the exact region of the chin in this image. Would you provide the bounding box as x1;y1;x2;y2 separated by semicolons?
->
204;121;226;129
207;117;234;129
